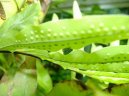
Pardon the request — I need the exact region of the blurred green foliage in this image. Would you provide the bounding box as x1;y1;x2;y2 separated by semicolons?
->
0;0;129;96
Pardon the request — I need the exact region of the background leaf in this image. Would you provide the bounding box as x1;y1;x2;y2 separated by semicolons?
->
0;69;37;96
36;59;53;94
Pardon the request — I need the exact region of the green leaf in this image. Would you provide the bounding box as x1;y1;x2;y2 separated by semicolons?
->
47;80;92;96
49;45;129;64
0;69;37;96
0;2;41;52
74;70;129;84
15;0;26;10
15;48;129;84
0;0;17;18
1;15;129;52
36;59;53;94
0;2;41;35
111;83;129;96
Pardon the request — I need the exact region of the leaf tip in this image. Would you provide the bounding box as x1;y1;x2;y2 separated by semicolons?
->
73;0;82;19
52;13;59;22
